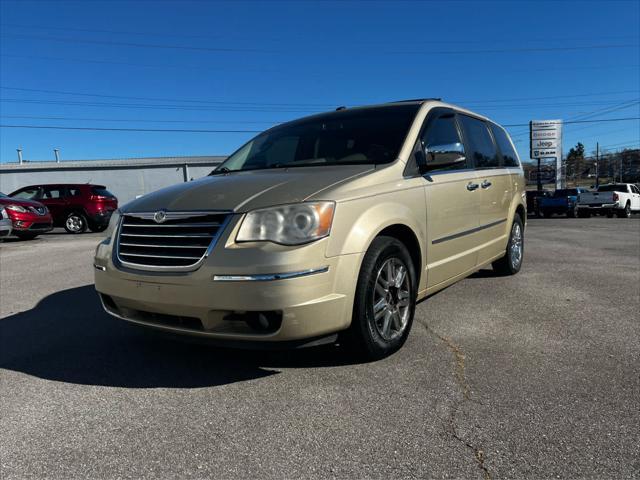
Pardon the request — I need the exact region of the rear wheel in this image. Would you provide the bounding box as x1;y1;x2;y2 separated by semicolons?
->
64;212;87;234
492;215;524;276
347;236;416;360
577;210;590;218
567;206;577;218
617;203;631;218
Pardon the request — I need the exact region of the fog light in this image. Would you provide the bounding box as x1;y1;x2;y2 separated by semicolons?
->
223;311;282;333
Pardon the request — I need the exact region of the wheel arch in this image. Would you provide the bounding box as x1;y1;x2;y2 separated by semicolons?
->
375;224;423;288
326;197;427;291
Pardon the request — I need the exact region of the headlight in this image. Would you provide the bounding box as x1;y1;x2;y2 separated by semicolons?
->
237;202;335;245
104;209;121;239
6;204;28;213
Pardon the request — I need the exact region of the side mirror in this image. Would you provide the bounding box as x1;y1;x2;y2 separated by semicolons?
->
427;143;467;169
417;142;466;174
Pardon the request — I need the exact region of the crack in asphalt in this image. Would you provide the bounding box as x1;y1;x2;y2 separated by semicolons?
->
420;321;492;480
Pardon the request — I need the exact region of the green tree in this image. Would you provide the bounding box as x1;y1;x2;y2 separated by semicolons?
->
566;142;586;185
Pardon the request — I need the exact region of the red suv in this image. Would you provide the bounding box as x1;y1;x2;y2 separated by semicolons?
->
0;192;54;240
10;184;118;234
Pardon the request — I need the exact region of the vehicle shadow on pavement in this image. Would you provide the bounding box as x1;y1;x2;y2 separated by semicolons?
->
0;285;361;389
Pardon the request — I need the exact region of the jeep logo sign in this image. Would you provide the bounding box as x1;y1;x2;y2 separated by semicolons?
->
531;139;558;149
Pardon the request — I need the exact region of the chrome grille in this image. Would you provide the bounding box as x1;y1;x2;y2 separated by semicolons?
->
116;211;231;270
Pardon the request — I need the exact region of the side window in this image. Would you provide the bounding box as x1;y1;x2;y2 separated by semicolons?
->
632;185;640;194
69;188;82;197
420;113;467;172
459;115;500;169
490;124;520;167
42;187;65;199
12;188;41;200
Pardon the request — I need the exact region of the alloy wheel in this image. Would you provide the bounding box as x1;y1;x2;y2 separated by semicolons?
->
372;257;411;341
510;223;523;270
66;215;83;233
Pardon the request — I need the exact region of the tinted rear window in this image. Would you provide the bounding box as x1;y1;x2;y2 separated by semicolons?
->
553;189;578;197
597;185;628;192
459;115;499;168
91;187;115;197
490;124;520;167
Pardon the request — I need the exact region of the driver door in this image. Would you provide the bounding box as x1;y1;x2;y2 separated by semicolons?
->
420;109;481;288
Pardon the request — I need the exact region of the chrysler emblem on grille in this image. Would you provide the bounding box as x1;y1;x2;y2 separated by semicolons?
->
153;210;168;223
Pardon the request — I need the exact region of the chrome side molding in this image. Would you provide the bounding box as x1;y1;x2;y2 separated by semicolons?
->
212;266;329;282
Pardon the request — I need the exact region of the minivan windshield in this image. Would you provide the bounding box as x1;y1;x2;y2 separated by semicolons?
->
213;105;420;173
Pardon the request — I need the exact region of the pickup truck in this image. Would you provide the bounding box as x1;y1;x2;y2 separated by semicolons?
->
538;188;588;218
576;183;640;218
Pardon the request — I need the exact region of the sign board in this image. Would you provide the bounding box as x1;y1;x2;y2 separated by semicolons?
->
530;119;563;188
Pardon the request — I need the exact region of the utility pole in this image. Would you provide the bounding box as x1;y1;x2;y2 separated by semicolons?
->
595;142;599;188
537;158;542;191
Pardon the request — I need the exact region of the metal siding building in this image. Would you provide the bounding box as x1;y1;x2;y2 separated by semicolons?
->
0;156;225;205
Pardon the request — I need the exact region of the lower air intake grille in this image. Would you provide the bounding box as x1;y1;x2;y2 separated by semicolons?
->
116;211;230;270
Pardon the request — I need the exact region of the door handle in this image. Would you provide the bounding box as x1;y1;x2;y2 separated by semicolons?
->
481;180;492;189
467;182;479;191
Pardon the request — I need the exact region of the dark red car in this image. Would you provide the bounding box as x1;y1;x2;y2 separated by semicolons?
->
10;184;118;234
0;192;54;240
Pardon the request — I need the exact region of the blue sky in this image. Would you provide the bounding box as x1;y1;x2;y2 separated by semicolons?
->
0;0;638;164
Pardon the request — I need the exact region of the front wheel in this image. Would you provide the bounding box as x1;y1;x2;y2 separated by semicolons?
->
492;216;524;276
347;236;416;360
64;212;87;234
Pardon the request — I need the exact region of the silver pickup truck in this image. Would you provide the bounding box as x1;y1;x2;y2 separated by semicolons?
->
577;183;640;218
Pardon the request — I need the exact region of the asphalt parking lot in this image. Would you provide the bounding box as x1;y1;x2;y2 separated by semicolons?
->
1;218;639;479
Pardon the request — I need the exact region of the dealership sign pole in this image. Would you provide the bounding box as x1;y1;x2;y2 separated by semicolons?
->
530;119;563;189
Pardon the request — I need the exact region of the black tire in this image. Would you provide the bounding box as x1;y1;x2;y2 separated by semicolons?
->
541;209;551;218
492;215;524;276
89;223;108;233
15;232;38;240
606;211;613;218
567;206;577;218
64;212;88;234
346;236;417;360
617;203;631;218
577;210;591;218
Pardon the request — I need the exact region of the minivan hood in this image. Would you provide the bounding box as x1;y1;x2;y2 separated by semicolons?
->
122;165;374;213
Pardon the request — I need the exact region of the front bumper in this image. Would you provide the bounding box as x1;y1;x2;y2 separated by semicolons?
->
94;235;362;343
0;220;11;237
12;221;53;232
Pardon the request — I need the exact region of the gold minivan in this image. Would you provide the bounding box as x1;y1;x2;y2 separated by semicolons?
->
94;99;526;358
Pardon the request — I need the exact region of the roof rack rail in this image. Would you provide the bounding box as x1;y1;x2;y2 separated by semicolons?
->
388;98;442;103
